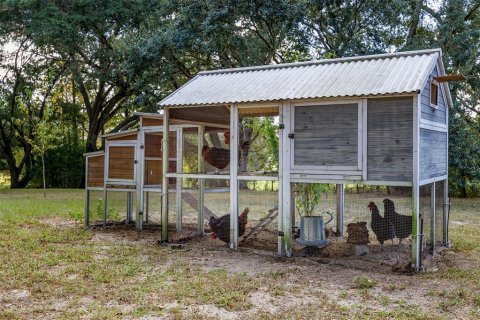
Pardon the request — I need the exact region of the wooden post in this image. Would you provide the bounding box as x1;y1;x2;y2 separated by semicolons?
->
103;143;109;228
136;130;145;230
279;101;292;257
176;127;184;232
431;181;436;254
161;109;170;242
84;157;90;227
336;184;344;236
198;125;205;235
443;179;449;245
103;190;108;227
412;95;421;270
126;191;132;223
145;191;150;223
229;105;239;250
85;190;90;227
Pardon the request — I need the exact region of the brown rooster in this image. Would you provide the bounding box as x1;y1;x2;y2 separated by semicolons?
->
201;141;250;171
209;208;249;245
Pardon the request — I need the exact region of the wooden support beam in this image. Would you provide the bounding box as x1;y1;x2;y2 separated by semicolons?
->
126;191;133;223
229;105;239;250
279;101;292;257
431;182;436;254
443;179;449;245
85;190;90;227
433;74;465;82
136;130;145;229
176;127;184;232
336;184;344;236
412;94;421;271
198;125;205;235
84;157;90;227
161;109;170;242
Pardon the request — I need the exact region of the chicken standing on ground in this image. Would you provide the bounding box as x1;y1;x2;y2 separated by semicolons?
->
368;201;395;251
383;198;412;244
209;208;249;245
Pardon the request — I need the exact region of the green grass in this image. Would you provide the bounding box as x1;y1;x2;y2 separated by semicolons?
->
0;188;479;319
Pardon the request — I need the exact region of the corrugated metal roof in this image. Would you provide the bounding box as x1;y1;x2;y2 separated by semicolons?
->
160;49;442;107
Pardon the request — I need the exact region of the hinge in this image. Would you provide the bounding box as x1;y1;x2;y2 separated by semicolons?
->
278;231;284;237
279;123;285;129
140;145;144;149
288;133;294;139
134;160;138;164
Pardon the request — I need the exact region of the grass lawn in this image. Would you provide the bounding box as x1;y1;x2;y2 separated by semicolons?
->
0;189;480;319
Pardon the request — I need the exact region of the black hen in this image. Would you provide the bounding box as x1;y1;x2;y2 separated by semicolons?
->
368;202;395;251
383;198;412;244
209;208;249;244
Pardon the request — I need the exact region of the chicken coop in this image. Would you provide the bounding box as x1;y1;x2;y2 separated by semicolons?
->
85;48;454;271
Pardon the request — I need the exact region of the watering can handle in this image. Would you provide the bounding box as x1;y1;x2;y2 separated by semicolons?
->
323;211;333;225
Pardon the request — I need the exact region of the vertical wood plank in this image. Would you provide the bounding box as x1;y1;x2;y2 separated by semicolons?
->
136;130;145;229
176;127;184;232
229;105;239;250
84;157;90;227
161;109;170;242
362;99;368;180
431;181;436;254
336;184;344;236
103;141;109;227
279;101;292;256
412;94;421;270
198;125;205;235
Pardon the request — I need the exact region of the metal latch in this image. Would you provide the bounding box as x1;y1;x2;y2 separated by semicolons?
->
134;160;138;164
288;133;294;139
140;145;144;149
278;231;284;237
279;123;285;129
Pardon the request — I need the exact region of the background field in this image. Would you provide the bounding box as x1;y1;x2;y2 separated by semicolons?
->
0;189;479;319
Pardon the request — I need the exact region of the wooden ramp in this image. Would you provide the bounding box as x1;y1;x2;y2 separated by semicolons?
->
181;192;218;220
240;205;278;243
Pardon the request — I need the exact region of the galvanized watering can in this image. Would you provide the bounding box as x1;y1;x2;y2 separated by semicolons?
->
296;211;333;247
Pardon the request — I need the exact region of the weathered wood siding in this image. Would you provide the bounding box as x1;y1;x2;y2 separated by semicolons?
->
420;129;447;180
87;154;104;187
420;65;447;124
367;97;413;181
108;146;135;180
294;104;358;166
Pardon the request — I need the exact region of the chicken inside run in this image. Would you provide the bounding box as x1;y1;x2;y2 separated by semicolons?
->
85;113;443;274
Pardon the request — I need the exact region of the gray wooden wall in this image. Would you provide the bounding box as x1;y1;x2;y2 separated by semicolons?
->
420;65;447;124
367;97;413;182
420;129;448;180
294;104;358;167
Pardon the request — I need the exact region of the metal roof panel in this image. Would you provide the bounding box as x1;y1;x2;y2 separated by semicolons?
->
160;49;444;107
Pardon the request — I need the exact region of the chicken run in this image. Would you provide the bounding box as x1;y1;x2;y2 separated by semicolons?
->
84;49;454;272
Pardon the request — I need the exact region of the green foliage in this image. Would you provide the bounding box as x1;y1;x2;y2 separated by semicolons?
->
353;276;378;289
295;183;334;216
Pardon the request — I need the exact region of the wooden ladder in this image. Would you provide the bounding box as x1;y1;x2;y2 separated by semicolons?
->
240;205;278;243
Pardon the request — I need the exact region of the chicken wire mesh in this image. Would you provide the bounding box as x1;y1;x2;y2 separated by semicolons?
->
88;190;134;224
344;185;412;251
238;181;278;251
420;183;433;253
435;180;445;245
